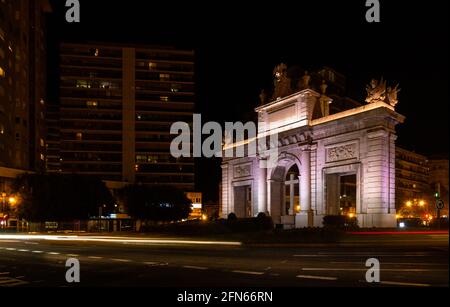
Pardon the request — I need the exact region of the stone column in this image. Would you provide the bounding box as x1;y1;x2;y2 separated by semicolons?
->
289;173;295;215
267;179;275;217
296;147;313;227
258;162;267;215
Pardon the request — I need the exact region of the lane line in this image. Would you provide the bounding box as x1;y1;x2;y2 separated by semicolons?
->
296;275;337;281
47;252;60;255
143;261;158;265
301;268;443;272
18;249;29;252
88;256;103;259
0;272;10;275
32;251;44;254
293;255;328;257
110;258;131;263
380;281;431;287
5;248;16;251
66;254;79;257
182;265;208;270
331;261;448;266
231;270;265;276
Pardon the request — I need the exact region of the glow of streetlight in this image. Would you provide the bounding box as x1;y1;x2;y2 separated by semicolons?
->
8;197;17;205
419;200;425;206
406;201;412;207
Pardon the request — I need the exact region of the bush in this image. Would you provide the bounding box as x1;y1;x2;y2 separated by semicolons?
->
323;215;358;230
429;218;449;229
256;212;266;219
227;213;237;221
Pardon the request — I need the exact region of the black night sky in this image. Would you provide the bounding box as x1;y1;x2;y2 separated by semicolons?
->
47;0;449;201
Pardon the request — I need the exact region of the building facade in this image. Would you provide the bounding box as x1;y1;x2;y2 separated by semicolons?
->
0;0;50;171
47;43;195;192
395;147;432;210
429;159;449;217
221;66;404;228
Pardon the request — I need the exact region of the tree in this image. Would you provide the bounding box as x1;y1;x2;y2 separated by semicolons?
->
11;174;114;222
118;184;191;223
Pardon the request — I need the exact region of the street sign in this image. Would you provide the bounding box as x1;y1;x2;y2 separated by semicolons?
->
436;199;445;210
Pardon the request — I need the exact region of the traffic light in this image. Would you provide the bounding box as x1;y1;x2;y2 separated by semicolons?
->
435;183;441;199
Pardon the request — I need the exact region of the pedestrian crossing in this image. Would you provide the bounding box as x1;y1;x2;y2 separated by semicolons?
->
0;273;29;287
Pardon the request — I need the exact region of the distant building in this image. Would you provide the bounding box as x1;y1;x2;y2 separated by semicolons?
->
395;147;432;210
185;192;202;219
47;43;195;192
429;159;449;216
395;148;449;217
1;0;50;222
0;0;50;171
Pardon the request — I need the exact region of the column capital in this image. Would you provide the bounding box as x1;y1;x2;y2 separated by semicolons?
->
299;144;312;152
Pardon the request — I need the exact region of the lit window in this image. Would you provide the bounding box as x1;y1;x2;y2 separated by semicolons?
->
137;114;142;120
40;98;45;105
0;125;4;135
148;155;158;163
160;96;169;102
76;132;82;140
86;100;98;108
100;81;112;89
159;73;170;81
94;49;99;57
40;138;45;147
0;66;5;77
148;62;156;70
76;80;90;88
134;164;139;171
40;154;45;161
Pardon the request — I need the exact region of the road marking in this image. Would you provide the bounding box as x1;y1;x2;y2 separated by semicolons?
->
296;274;337;281
182;265;208;270
380;281;431;287
32;250;44;254
331;261;448;266
293;255;327;257
5;248;16;251
0;277;29;287
0;272;10;275
18;249;29;252
47;252;60;255
88;256;103;259
111;258;131;262
231;270;265;276
302;268;440;272
66;254;79;257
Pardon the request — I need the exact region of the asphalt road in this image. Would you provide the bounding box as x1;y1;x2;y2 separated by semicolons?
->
0;233;448;287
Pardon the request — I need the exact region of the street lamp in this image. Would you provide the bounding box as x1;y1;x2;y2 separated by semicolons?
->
8;196;17;206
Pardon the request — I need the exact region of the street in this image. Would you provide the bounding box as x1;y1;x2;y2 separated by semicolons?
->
0;233;448;287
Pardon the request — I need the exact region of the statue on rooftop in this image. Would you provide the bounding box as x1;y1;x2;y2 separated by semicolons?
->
272;63;292;100
365;78;386;103
299;70;311;90
366;77;400;107
386;84;400;107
